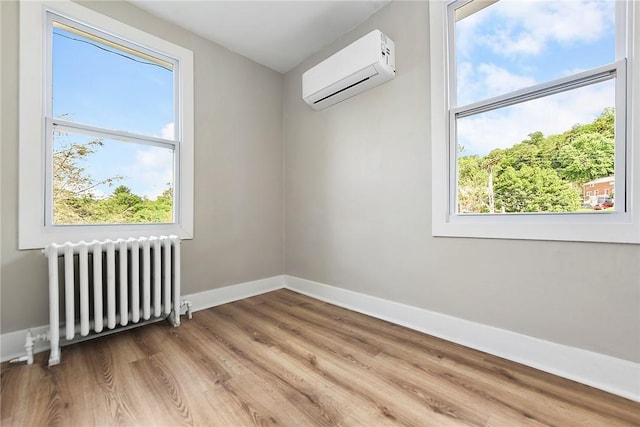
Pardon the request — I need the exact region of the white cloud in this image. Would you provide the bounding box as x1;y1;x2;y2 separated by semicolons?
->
160;122;174;140
525;1;611;42
108;122;176;198
475;0;614;57
457;79;615;156
457;62;537;105
478;63;536;94
456;8;484;58
120;147;173;199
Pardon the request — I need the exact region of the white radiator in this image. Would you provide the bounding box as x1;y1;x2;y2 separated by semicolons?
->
42;235;187;366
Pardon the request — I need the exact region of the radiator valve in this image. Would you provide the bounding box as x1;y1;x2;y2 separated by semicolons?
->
9;330;37;365
181;300;193;319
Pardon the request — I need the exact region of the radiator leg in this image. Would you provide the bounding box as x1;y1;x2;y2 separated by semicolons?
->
47;244;61;366
48;333;61;367
49;350;60;366
170;310;180;327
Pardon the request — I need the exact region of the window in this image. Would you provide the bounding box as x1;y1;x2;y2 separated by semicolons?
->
429;0;640;243
19;1;194;249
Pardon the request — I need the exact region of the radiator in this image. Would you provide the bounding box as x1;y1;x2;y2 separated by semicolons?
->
42;235;187;366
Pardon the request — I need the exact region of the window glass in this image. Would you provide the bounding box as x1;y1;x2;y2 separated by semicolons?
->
52;21;175;139
455;0;616;106
52;131;174;225
453;0;619;215
49;16;178;226
456;80;615;214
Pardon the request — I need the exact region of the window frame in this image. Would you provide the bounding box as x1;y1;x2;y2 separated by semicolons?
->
429;0;640;244
19;0;194;249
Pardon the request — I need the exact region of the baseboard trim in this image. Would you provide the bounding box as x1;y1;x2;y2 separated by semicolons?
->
3;274;637;402
184;275;286;312
284;275;640;402
0;325;52;364
0;275;286;364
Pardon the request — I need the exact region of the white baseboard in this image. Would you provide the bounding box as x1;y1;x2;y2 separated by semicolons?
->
0;275;286;364
284;275;640;402
184;275;286;312
2;273;637;402
0;325;51;364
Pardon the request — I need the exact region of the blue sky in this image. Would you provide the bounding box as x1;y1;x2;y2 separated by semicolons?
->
52;25;175;199
51;0;617;195
455;0;616;156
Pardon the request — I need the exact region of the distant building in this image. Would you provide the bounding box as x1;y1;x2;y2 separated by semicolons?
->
583;176;615;202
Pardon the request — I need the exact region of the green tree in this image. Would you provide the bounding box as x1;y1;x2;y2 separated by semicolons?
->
457;109;615;214
483;149;505;213
93;185;144;223
133;187;173;223
53;138;122;224
52;135;172;224
567;107;614;140
495;165;581;213
457;155;489;213
555;132;614;184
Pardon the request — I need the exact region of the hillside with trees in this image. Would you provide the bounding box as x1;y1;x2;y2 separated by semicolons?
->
457;108;614;214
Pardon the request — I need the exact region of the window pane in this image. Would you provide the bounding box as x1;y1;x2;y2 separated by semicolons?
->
456;79;615;214
455;0;615;106
51;20;175;139
52;131;174;225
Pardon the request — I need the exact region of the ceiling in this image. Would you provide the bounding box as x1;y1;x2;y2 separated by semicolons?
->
130;1;391;74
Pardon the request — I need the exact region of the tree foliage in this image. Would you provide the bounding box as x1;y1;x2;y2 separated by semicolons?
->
495;166;581;213
555;132;614;184
457;109;614;213
53;138;172;224
458;155;490;213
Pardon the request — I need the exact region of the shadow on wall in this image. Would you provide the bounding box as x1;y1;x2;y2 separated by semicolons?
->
1;250;50;333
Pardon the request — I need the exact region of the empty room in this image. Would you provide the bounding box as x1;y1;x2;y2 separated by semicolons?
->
1;0;639;425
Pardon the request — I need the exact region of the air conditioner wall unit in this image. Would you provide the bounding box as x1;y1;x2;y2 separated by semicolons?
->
302;29;396;110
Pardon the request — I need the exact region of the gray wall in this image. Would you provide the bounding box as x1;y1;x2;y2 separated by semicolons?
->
1;1;284;334
2;0;638;365
283;2;640;363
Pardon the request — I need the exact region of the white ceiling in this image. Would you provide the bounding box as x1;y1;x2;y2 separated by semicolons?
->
130;1;391;74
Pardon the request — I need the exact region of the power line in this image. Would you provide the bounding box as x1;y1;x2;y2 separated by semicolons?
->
53;31;172;72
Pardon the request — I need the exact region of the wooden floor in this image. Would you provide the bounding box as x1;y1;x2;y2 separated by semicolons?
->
1;290;639;427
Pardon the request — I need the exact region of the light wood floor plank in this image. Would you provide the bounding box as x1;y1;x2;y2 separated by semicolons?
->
264;291;640;424
1;289;638;426
224;298;489;426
